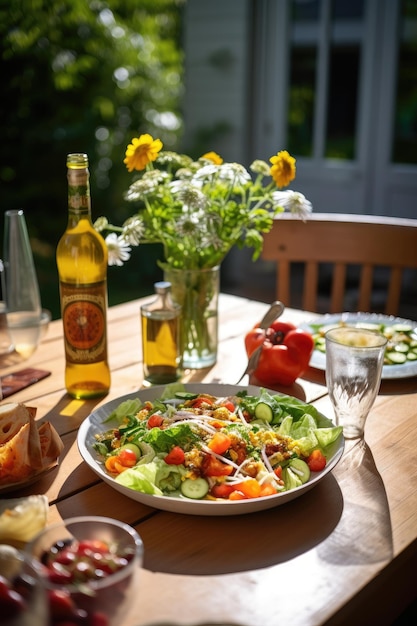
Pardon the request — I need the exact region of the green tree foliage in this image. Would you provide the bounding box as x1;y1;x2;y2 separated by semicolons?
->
0;0;184;315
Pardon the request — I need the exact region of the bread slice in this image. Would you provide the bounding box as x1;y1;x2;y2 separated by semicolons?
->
0;423;34;484
38;421;64;466
0;402;63;485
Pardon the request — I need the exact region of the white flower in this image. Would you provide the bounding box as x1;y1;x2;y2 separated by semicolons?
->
142;169;170;183
94;216;109;232
192;164;218;180
250;159;270;176
105;233;132;266
124;177;158;201
272;190;313;221
170;181;207;210
122;216;145;245
218;163;251;185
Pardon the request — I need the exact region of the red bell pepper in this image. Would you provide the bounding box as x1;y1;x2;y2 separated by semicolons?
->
244;320;314;386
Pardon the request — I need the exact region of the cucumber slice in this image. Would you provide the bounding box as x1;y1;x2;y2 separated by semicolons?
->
175;391;199;400
385;351;407;364
390;323;413;333
254;402;274;423
406;351;417;361
355;322;382;331
180;477;209;500
282;467;302;490
319;323;340;335
288;459;310;484
395;342;410;353
119;443;141;459
137;442;156;465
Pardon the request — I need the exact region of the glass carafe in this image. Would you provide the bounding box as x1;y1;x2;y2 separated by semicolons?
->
3;209;42;358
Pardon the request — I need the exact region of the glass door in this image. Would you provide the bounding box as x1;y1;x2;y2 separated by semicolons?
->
251;0;417;218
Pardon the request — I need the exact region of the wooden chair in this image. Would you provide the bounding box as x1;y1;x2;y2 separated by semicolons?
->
261;213;417;316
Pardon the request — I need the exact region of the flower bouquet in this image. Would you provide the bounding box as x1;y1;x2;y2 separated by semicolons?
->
95;134;312;368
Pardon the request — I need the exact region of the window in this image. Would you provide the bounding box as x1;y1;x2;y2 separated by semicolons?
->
392;0;417;165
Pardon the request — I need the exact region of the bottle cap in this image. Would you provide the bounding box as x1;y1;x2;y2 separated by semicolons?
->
154;281;171;294
67;153;89;169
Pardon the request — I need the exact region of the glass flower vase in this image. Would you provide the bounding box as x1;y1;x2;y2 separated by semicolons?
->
164;266;219;369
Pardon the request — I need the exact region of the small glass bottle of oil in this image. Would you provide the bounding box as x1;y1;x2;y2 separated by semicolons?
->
141;281;182;386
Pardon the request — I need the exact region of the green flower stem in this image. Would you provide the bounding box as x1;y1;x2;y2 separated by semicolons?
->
164;266;219;369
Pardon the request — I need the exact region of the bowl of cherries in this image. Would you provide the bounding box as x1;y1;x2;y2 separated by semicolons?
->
26;516;144;626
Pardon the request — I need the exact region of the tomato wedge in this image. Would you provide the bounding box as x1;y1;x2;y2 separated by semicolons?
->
147;414;164;429
232;478;261;498
210;483;236;499
117;448;137;467
220;400;235;412
207;432;232;455
202;455;234;477
164;446;185;465
306;449;326;472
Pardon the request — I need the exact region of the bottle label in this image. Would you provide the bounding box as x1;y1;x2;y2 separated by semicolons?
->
60;281;108;364
67;167;89;211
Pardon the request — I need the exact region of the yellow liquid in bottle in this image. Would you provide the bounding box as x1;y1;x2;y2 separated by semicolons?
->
141;311;181;385
57;160;111;400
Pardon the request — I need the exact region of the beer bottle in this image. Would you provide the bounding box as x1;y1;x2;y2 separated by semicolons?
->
57;153;110;398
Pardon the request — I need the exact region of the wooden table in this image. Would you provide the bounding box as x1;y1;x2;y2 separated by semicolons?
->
1;294;416;626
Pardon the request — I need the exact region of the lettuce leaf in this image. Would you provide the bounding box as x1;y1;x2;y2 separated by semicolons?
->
115;457;184;495
160;382;187;400
272;394;323;424
105;398;143;423
314;426;343;448
144;422;198;453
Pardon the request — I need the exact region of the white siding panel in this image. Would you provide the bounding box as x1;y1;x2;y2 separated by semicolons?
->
183;0;251;160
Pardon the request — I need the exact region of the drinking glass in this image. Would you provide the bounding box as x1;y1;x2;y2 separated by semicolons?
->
3;210;42;358
325;327;387;439
0;545;48;626
26;516;144;626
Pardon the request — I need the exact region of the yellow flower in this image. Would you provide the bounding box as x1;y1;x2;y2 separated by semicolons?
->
200;151;223;165
123;133;163;172
269;150;296;188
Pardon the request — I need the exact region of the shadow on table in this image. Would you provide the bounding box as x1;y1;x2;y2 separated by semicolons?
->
139;472;343;576
317;438;393;566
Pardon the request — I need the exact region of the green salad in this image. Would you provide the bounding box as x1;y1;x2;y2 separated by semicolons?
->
93;384;343;502
310;320;417;365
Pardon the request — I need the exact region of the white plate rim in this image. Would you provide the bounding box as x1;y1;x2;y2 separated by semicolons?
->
301;312;417;379
77;383;344;516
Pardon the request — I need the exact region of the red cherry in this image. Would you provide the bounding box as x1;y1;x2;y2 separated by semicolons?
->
0;586;26;618
54;548;77;566
90;611;110;626
48;589;76;618
77;540;108;555
47;563;74;585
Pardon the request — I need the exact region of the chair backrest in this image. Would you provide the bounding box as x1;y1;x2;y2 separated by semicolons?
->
261;213;417;315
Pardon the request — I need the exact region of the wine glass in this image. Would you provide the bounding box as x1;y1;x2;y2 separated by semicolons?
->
325;327;387;439
2;210;42;358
